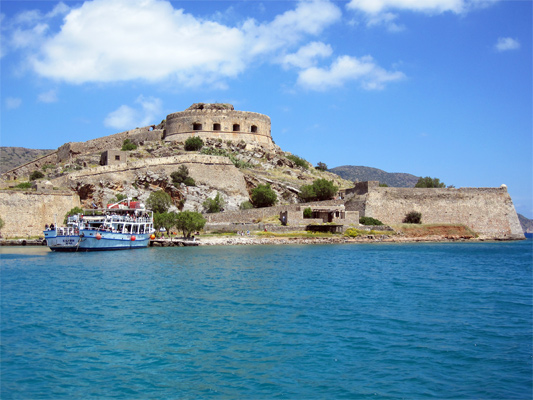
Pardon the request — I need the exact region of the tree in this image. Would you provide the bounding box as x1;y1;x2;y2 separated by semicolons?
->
30;170;44;181
146;191;172;214
303;207;313;218
63;206;84;224
121;139;137;151
403;211;422;224
185;136;204;151
251;184;277;208
299;179;338;202
315;162;327;171
175;211;206;238
415;176;446;188
203;192;225;213
154;212;178;235
298;185;316;202
312;178;338;201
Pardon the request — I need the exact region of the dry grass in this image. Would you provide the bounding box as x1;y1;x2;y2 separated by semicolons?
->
395;224;477;238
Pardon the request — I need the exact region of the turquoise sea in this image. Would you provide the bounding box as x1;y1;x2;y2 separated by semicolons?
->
1;241;532;399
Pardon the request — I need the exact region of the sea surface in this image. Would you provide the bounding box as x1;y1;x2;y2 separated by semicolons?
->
1;241;532;399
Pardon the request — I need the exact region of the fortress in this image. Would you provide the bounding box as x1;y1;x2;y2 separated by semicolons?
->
1;103;274;181
0;103;525;240
164;103;273;148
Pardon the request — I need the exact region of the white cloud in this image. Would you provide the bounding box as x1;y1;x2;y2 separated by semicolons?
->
347;0;500;29
242;0;341;56
282;42;333;69
367;12;405;32
297;55;405;91
5;97;22;109
495;37;520;52
347;0;465;14
104;96;162;130
37;89;58;103
19;0;341;87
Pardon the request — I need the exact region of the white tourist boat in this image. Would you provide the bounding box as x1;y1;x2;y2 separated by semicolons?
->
44;200;155;252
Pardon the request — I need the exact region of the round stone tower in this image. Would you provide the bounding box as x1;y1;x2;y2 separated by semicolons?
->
164;103;273;148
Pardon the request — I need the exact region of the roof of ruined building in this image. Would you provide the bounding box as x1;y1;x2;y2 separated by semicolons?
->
186;103;235;111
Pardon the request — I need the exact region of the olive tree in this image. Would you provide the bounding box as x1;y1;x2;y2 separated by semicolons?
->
175;211;206;238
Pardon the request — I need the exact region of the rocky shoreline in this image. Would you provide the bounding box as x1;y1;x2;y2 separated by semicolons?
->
0;234;519;248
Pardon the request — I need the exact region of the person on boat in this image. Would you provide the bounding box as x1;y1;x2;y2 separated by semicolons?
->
50;223;55;230
45;224;49;230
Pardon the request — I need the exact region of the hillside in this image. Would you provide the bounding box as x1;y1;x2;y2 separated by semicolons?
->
329;165;419;187
518;214;533;234
0;147;54;174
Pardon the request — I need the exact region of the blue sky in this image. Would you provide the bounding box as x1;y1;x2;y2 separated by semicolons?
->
1;0;531;217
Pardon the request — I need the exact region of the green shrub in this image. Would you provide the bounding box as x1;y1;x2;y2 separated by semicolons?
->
184;177;196;186
359;216;383;226
315;162;327;171
303;207;313;218
287;154;309;169
251;184;277;208
185;136;204;151
14;182;32;189
171;165;190;186
42;164;55;171
30;170;44;181
379;182;389;187
121;139;137;151
403;211;422;224
239;201;253;210
344;228;362;238
0;216;5;231
415;177;446;188
203;192;225;213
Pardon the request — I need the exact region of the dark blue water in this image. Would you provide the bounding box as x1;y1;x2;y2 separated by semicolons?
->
1;242;532;399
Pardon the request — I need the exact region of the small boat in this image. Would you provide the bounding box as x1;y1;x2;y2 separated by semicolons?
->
44;200;155;252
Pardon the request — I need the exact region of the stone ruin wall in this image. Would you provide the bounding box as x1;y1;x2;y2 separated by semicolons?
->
358;185;523;239
164;108;273;148
1;151;59;181
1;126;162;181
57;127;162;163
203;199;346;224
0;190;81;238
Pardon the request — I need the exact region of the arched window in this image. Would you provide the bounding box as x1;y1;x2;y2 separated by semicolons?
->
233;124;240;132
193;123;202;131
213;123;221;131
251;125;258;133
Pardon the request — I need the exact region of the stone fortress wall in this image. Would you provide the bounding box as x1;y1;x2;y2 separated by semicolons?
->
164;103;273;148
345;181;523;239
2;126;162;181
0;190;81;237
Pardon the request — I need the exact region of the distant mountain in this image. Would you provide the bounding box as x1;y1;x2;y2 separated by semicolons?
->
518;214;533;234
0;147;54;174
329;165;420;188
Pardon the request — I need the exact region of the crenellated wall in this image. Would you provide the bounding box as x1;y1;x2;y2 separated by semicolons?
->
345;182;523;239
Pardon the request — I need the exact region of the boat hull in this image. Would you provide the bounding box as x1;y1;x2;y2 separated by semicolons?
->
44;230;151;252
